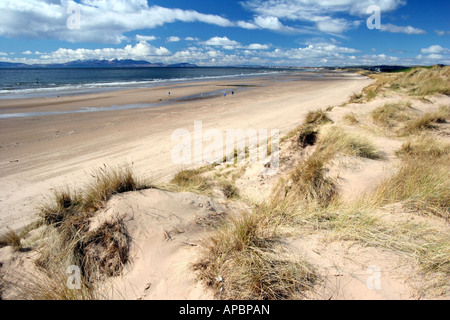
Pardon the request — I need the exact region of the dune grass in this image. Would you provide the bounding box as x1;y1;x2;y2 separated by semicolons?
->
371;101;413;128
0;230;22;252
18;165;146;299
317;125;381;159
3;266;98;300
402;105;449;135
397;134;450;158
40;165;144;226
372;154;449;220
395;66;450;96
343;113;359;125
361;66;450;98
219;181;240;200
194;200;317;300
281;109;332;145
296;109;333;148
289;151;338;206
171;168;212;193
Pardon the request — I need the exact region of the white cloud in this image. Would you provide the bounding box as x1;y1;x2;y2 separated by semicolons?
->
167;36;181;42
0;0;235;44
316;18;352;34
242;0;406;34
253;16;294;32
36;41;171;64
203;36;270;51
421;45;449;55
237;20;259;30
185;37;199;41
204;36;241;50
435;30;450;36
427;54;444;60
136;35;157;42
243;0;406;19
380;23;427;35
247;43;270;50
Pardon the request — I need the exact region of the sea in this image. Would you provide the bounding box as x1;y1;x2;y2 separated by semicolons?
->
0;67;301;99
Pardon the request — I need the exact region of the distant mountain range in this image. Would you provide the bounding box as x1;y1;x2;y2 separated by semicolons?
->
0;59;198;68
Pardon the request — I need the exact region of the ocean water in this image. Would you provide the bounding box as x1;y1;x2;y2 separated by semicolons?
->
0;67;294;98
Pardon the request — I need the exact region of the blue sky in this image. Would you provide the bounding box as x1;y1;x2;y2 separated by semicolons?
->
0;0;449;66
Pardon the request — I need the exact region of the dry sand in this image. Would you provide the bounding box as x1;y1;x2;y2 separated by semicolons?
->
0;71;371;234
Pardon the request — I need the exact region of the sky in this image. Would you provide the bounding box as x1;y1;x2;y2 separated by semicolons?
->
0;0;449;67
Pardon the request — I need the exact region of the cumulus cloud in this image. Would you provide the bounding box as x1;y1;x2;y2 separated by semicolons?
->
241;0;406;34
380;23;427;35
203;36;270;51
247;43;270;50
204;37;241;50
167;36;181;42
0;0;235;44
421;45;449;55
136;35;157;42
35;41;171;64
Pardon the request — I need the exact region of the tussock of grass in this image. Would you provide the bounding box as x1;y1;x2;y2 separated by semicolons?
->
403;105;449;135
396;66;450;96
343;113;359;125
297;110;333;148
348;92;363;104
40;165;143;227
0;230;22;252
40;189;82;227
290;151;338;206
4;267;98;300
220;181;240;200
304;109;333;126
30;165;144;298
317;125;381;159
194;202;317;300
347;88;378;104
373;154;449;220
372;101;413;128
83;166;141;213
397;135;450;158
281;109;332;145
75;218;131;280
171;168;212;193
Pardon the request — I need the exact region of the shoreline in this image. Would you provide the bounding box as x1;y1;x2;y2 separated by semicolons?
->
0;71;371;233
0;68;296;100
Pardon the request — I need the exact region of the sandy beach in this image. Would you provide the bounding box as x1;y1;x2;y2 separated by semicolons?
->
0;71;371;234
